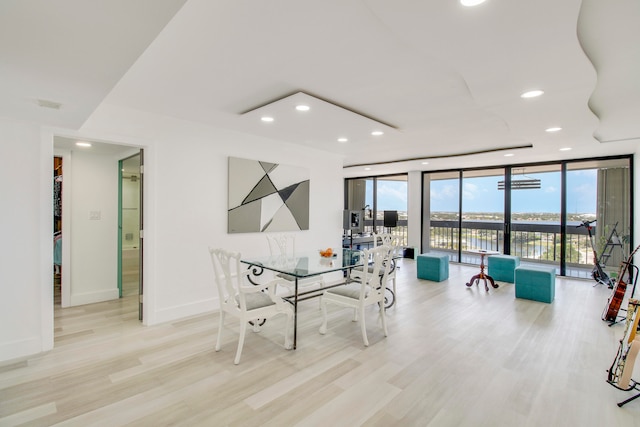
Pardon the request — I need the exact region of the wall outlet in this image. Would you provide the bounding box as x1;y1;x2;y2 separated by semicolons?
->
89;210;101;220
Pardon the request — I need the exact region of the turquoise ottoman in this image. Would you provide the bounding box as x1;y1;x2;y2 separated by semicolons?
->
515;265;555;303
417;253;449;282
488;254;520;283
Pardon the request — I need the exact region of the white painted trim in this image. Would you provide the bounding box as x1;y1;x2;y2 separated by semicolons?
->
69;289;121;306
152;298;217;325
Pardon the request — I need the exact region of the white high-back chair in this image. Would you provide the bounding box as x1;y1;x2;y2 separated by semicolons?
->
209;247;294;364
319;245;392;346
373;233;401;302
266;234;296;260
265;233;326;290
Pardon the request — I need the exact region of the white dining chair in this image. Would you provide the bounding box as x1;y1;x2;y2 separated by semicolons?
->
265;233;326;300
209;247;294;364
319;245;392;346
373;233;401;302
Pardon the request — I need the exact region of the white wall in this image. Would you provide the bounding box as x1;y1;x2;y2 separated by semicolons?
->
0;118;53;360
0;105;345;362
80;104;345;325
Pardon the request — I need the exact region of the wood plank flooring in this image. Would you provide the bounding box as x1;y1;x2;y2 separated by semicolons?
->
2;260;640;426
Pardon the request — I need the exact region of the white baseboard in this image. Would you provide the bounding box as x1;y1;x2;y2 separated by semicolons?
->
0;336;42;363
69;288;120;306
151;298;218;325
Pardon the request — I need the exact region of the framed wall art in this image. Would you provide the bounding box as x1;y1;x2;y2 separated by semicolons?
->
227;157;310;233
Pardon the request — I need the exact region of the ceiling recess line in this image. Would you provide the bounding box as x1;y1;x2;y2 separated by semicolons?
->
343;144;534;168
238;90;399;130
599;136;640;143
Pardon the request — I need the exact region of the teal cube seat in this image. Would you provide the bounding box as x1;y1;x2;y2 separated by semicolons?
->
417;253;449;282
515;265;556;303
488;254;520;283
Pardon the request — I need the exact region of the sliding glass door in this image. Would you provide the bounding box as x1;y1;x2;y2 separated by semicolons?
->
509;165;561;273
461;169;505;263
566;159;631;279
426;171;461;261
422;156;632;279
344;174;408;246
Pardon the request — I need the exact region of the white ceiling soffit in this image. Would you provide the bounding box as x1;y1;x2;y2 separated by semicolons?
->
1;0;634;177
0;0;187;129
578;0;640;145
103;0;639;176
239;91;401;152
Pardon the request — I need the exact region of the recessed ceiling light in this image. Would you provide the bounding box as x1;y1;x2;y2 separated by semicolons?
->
545;127;562;132
295;105;310;111
521;90;544;98
460;0;487;6
421;161;429;165
337;138;348;143
504;153;514;157
261;116;274;122
76;142;92;147
371;131;384;136
364;167;372;171
560;147;572;151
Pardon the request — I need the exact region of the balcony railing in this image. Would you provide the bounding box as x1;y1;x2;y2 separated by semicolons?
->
351;219;605;274
430;220;596;268
361;219;408;246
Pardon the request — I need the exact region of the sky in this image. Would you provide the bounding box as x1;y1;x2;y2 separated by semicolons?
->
366;180;408;212
430;170;597;214
363;169;598;214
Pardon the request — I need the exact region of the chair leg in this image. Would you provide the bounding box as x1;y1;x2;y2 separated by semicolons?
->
392;277;397;304
215;310;225;351
359;305;369;346
379;300;388;337
252;320;261;333
235;320;247;365
319;300;328;335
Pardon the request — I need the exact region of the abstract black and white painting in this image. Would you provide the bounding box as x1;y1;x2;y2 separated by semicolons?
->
228;157;310;233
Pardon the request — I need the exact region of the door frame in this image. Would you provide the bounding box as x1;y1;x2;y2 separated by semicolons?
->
118;150;144;321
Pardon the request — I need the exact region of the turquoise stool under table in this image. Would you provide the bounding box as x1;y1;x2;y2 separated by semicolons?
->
514;265;556;303
487;254;520;283
416;253;449;282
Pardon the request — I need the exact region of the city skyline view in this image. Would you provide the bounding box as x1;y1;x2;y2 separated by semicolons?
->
365;170;598;215
431;170;597;215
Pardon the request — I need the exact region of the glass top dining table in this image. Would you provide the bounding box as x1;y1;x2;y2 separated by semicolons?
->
240;248;365;279
240;248;366;349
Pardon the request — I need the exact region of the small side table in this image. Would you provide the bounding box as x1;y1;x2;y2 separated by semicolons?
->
466;250;499;291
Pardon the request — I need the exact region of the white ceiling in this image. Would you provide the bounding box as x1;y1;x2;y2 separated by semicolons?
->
2;0;639;177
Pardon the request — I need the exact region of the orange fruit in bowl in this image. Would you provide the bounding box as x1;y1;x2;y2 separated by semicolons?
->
319;247;333;257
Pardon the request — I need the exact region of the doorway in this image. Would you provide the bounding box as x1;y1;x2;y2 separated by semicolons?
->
119;151;144;320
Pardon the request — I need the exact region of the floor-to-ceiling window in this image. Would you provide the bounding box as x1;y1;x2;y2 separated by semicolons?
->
425;171;461;262
566;158;631;279
509;165;561;273
422;156;632;279
344;174;408;246
461;169;505;262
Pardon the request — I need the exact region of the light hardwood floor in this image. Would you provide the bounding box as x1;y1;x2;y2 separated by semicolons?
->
2;260;640;426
